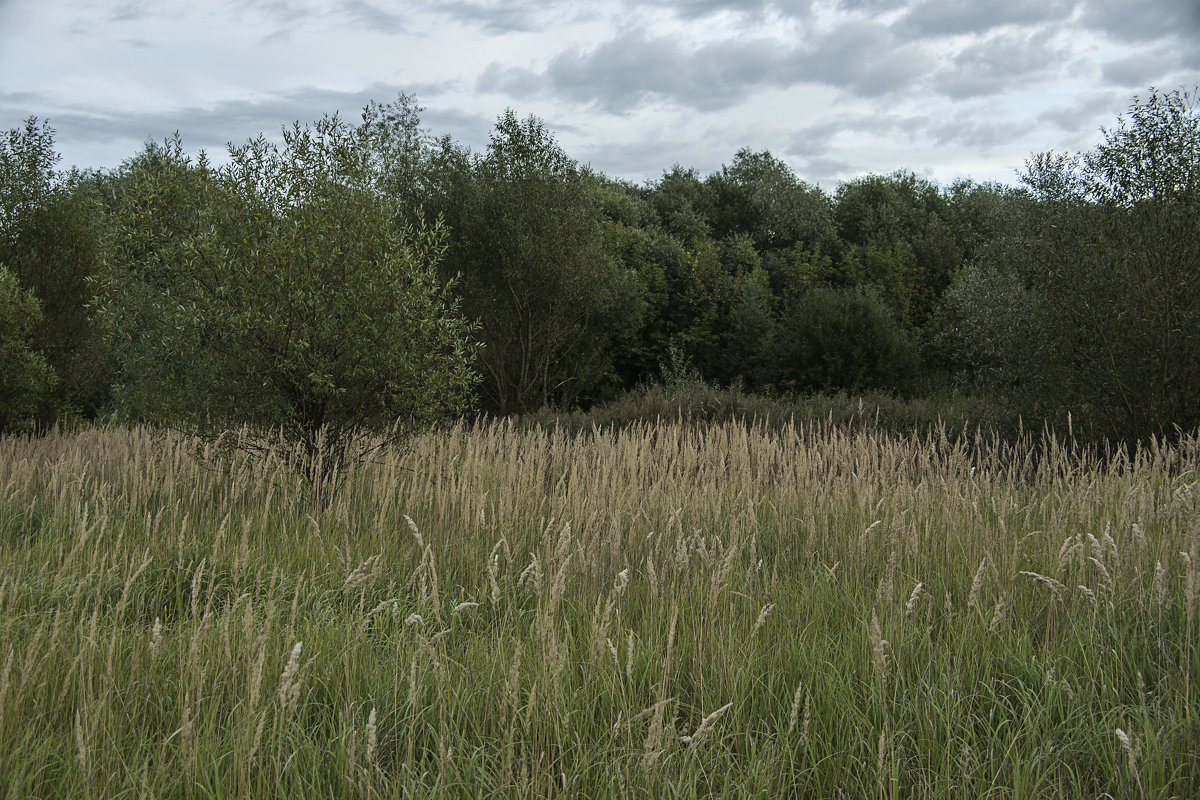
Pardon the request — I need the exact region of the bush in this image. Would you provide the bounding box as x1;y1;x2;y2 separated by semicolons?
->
0;265;55;433
772;288;917;394
96;120;480;494
942;89;1200;444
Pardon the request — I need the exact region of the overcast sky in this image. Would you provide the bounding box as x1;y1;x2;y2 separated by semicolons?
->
2;0;1198;188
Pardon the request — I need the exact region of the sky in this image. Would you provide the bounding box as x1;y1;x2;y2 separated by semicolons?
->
2;0;1198;189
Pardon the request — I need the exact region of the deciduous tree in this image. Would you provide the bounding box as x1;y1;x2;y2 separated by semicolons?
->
96;117;479;494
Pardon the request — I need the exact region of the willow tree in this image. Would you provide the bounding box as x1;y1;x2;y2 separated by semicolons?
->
432;111;643;413
96;116;479;495
939;89;1200;443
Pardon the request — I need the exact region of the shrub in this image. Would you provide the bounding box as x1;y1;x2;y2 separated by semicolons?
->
772;288;917;394
0;265;55;433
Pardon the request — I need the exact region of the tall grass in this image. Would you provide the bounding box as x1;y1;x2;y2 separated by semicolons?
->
0;420;1197;798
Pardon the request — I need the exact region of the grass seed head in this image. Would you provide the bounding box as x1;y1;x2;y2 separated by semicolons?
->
1019;571;1066;597
1115;727;1141;774
967;559;988;610
787;682;805;736
365;706;378;767
989;593;1009;631
751;603;775;638
682;702;733;748
150;617;162;658
870;610;889;671
278;641;303;715
905;582;930;618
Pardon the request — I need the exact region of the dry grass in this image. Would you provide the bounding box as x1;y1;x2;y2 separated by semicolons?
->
0;419;1197;798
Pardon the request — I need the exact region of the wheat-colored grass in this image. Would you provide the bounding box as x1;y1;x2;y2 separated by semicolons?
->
0;419;1198;797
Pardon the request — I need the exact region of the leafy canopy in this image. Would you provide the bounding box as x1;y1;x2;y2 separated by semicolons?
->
0;265;55;433
96;114;480;483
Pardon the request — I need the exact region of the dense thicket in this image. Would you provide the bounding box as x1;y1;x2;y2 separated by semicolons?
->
1;88;1197;446
0;120;111;423
90;117;479;491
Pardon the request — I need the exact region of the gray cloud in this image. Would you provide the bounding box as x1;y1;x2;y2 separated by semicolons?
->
788;112;928;158
894;0;1073;38
932;29;1067;99
109;1;150;22
787;120;843;157
1079;0;1200;43
476;63;548;97
478;33;785;111
836;0;908;12
792;153;854;187
928;116;1028;149
625;0;816;20
785;112;933;184
435;0;549;32
551;34;787;110
342;0;407;34
796;19;931;97
476;20;930;114
1100;50;1182;88
1037;91;1124;133
576;133;726;181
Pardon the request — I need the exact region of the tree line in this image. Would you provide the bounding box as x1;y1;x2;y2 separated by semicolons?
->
2;88;1198;465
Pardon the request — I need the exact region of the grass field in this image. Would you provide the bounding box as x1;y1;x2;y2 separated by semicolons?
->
0;420;1197;798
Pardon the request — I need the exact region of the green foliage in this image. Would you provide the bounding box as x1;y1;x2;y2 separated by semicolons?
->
650;165;716;244
773;288;917;394
838;239;920;324
0;265;55;433
657;340;705;392
435;110;644;413
778;243;839;299
523;380;987;436
708;149;839;259
0;118;112;420
95;117;480;485
931;263;1043;392
834;171;963;323
725;267;776;388
964;89;1200;443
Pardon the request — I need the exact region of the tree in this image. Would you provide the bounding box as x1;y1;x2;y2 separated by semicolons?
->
0;265;55;433
708;149;839;262
834;171;962;324
95;117;480;493
942;88;1200;443
771;288;917;394
649;165;717;245
0;118;112;420
725;267;777;389
434;110;643;413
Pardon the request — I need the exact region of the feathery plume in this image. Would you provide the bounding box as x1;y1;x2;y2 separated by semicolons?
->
967;559;988;610
365;706;378;767
1020;571;1066;597
989;593;1009;631
905;583;930;618
751;603;775;638
1153;561;1167;606
870;610;889;672
150;617;163;658
278;641;303;715
681;702;733;747
1115;727;1141;774
787;682;805;737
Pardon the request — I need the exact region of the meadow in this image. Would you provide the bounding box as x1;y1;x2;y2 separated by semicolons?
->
0;419;1197;798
